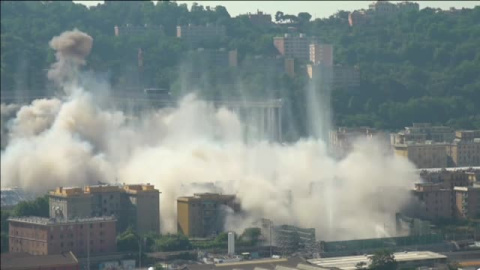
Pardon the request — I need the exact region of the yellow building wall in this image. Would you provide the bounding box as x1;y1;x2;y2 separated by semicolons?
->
177;201;190;236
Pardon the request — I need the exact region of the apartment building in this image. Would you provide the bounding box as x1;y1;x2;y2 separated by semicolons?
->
394;142;449;169
391;123;454;145
177;193;240;238
309;44;333;66
329;127;382;157
449;130;480;167
274;33;315;61
454;186;480;219
348;10;369;27
413;183;453;220
368;0;398;16
307;64;360;90
176;23;226;46
8;216;116;256
247;10;272;26
114;24;164;37
187;48;238;68
49;184;160;235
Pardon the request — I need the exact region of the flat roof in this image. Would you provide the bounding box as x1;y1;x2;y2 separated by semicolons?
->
8;215;116;226
1;251;78;269
187;257;308;270
308;251;447;270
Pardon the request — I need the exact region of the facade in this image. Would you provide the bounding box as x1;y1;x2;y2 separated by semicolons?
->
348;10;369;27
454;186;480;219
247;10;272;26
114;24;164;37
329;127;381;157
397;1;420;12
188;48;238;68
309;44;333;66
123;184;160;235
8;216;116;256
49;187;92;219
449;130;480;167
368;0;398;16
176;24;226;46
419;169;472;189
393;142;449;169
413;183;453;220
273;225;316;255
49;184;160;235
1;251;79;270
391;123;454;145
177;193;240;238
274;33;315;61
284;58;295;78
307;64;360;90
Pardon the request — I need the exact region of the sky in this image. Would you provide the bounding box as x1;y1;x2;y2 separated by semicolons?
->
73;1;479;19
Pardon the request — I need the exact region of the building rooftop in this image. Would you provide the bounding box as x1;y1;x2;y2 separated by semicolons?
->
48;183;159;197
1;251;78;270
178;193;236;202
8;215;116;225
186;257;310;270
308;251;447;270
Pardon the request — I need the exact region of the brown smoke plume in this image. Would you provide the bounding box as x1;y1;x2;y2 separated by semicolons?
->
47;29;93;88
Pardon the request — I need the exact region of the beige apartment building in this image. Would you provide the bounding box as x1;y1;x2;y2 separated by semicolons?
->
449;131;480;167
394;142;449;169
177;193;240;238
49;183;160;235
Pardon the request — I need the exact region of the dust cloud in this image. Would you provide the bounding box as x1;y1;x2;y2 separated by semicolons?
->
0;30;419;241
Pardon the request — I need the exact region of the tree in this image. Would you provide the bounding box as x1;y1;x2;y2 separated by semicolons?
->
368;250;398;270
117;227;140;252
153;233;192;252
240;228;261;244
298;12;312;23
275;11;284;23
355;261;367;270
13;195;49;217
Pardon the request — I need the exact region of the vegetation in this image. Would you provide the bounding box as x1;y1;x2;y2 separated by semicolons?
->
368;250;398;270
1;1;479;137
12;195;49;218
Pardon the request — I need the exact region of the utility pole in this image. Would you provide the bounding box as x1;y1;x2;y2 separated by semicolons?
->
270;220;272;258
87;225;90;270
138;236;143;268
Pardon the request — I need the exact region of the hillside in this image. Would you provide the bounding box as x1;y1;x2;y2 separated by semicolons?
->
1;1;479;137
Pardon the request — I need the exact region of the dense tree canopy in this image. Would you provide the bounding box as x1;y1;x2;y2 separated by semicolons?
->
1;1;479;135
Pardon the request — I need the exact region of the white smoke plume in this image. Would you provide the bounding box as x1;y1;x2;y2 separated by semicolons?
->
0;30;420;241
1;103;20;148
47;29;93;89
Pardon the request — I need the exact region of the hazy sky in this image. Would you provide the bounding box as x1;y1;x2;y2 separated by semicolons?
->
74;1;479;19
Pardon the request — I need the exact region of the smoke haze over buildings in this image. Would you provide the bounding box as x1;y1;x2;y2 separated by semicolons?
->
0;30;420;241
